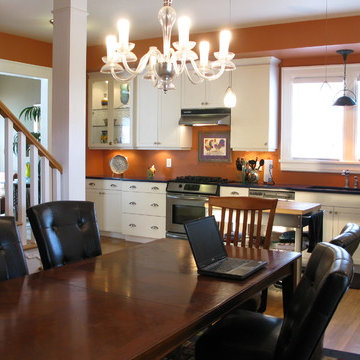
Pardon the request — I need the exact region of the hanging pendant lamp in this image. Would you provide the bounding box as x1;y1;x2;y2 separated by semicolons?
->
333;49;356;106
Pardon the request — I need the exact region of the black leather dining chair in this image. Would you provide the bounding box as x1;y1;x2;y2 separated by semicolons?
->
27;201;102;270
0;216;28;281
195;242;353;360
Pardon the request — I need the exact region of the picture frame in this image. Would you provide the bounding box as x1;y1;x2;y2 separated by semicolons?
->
198;131;231;162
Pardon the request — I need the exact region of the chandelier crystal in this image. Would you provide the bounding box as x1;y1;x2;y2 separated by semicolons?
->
101;0;235;92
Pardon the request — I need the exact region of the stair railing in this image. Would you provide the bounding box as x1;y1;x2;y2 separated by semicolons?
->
0;100;62;245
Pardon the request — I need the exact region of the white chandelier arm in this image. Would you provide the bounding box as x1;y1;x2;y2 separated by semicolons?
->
110;67;138;82
190;58;226;81
184;65;204;85
120;53;151;76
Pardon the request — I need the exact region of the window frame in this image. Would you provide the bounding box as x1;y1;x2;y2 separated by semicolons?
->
281;64;360;173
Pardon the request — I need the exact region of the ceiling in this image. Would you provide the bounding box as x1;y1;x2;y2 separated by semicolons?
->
0;0;360;46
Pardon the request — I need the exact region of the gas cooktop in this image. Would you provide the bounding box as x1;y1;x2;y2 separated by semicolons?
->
171;176;229;184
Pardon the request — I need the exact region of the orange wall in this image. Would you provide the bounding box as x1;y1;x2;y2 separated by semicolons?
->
0;32;52;67
86;16;360;186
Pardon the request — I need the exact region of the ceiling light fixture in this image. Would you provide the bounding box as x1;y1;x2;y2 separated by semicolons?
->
101;0;235;92
333;49;356;106
223;0;236;108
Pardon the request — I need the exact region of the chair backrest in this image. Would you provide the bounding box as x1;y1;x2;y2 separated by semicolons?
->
330;222;360;257
27;201;102;270
208;196;278;248
0;216;28;281
275;242;353;360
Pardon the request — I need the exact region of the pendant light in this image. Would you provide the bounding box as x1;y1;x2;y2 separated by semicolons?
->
223;0;236;108
320;0;331;92
333;49;356;106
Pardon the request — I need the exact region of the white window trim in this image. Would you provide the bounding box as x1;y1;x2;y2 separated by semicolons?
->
281;64;360;173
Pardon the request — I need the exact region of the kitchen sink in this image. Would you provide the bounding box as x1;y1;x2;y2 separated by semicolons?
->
308;185;360;192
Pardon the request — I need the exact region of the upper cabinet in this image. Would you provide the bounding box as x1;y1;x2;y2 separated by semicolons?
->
231;57;280;152
136;77;192;150
88;73;134;149
181;72;230;109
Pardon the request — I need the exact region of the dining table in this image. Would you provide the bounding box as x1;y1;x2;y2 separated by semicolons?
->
0;238;300;360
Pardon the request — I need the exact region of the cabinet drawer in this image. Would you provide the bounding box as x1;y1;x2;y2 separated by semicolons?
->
122;181;166;194
220;187;248;197
123;192;165;216
122;214;166;238
86;179;122;191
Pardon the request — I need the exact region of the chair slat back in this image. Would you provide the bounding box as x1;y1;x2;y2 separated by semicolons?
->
208;196;278;249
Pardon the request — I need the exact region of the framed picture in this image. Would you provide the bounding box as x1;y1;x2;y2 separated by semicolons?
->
198;131;231;162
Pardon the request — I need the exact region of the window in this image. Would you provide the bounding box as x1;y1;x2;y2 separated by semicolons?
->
281;64;360;172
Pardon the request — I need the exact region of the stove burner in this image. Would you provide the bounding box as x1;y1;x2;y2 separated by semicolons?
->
173;176;228;184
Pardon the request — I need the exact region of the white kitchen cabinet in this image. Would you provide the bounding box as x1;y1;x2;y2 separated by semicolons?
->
231;57;280;151
295;190;360;264
181;72;231;109
136;77;191;149
220;186;249;197
122;181;166;240
86;179;122;234
88;72;134;149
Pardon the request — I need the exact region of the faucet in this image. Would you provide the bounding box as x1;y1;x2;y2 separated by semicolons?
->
341;169;350;188
354;176;358;189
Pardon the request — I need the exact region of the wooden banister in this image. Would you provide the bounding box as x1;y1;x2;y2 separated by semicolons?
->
0;99;62;173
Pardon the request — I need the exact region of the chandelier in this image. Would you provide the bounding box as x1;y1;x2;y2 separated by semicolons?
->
101;0;235;92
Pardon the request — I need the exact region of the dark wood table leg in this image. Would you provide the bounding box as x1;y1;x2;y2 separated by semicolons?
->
281;260;298;315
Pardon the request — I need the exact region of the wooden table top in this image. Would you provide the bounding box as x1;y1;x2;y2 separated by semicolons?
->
0;239;300;360
275;200;321;215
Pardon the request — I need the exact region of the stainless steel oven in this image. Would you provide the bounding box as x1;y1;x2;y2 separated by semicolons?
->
166;176;226;239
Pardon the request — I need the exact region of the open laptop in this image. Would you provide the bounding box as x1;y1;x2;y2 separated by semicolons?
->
184;216;267;280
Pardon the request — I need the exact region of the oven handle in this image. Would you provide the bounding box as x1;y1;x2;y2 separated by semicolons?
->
166;193;209;202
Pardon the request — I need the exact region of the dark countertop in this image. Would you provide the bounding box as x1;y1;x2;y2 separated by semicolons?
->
86;177;360;195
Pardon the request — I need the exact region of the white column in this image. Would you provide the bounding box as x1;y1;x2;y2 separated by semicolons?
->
52;0;87;200
17;132;27;245
4;118;14;216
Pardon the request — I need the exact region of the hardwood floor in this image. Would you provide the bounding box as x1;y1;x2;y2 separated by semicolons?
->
100;236;359;360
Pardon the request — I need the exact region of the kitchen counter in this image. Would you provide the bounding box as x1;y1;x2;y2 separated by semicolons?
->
86;176;360;195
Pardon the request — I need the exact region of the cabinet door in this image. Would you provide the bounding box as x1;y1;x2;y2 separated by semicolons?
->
206;73;231;108
101;190;122;233
322;205;334;243
181;75;206;108
231;62;278;151
136;77;159;147
86;189;105;230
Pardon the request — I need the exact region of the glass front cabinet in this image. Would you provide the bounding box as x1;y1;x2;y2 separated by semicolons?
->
88;73;133;148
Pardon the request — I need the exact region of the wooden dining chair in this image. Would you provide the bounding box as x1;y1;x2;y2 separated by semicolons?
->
208;196;278;312
208;196;278;249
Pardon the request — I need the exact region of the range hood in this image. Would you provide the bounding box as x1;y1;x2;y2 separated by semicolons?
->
179;108;231;126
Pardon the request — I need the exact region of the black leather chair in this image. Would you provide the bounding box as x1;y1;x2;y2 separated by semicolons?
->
0;216;28;281
27;201;102;270
195;242;353;360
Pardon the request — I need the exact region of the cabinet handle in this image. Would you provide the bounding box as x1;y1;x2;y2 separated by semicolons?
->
129;185;137;189
99;191;105;195
151;186;159;191
89;182;95;186
150;226;159;230
329;211;333;214
230;191;239;195
109;141;112;145
129;201;137;206
129;223;136;228
150;203;159;207
334;211;338;215
110;184;117;187
205;102;208;105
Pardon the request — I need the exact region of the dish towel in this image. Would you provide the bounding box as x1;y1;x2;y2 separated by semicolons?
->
305;210;324;253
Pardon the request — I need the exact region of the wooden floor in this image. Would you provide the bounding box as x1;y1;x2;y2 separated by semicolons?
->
101;236;360;360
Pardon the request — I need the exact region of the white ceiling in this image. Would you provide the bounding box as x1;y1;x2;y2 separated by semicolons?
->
0;0;360;46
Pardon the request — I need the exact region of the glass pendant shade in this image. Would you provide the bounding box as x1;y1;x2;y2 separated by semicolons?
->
333;49;356;106
224;86;236;108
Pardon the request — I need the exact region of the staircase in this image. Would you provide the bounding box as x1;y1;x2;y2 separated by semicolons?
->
0;100;62;245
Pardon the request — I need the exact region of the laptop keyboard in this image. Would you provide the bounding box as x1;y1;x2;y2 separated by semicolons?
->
206;258;249;272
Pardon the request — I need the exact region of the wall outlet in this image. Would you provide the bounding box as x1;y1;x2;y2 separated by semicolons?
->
166;158;172;168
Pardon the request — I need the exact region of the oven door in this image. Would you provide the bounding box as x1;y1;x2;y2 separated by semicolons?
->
166;193;209;237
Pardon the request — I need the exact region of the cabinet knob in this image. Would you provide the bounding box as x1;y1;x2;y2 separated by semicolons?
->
129;185;137;189
151;186;159;191
109;141;112;145
230;191;239;196
89;182;95;186
110;184;117;187
150;226;159;230
129;223;136;228
150;203;159;207
129;201;137;206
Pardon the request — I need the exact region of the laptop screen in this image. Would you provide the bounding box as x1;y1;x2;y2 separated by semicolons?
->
184;216;227;268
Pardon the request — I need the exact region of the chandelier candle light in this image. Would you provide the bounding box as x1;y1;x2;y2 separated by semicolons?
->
101;0;236;93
